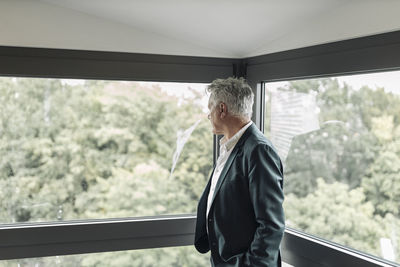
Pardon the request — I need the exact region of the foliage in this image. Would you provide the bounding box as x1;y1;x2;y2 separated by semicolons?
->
268;78;400;262
1;74;400;265
284;179;386;255
0;78;211;266
362;140;400;218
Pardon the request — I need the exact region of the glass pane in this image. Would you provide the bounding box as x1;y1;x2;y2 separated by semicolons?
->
0;78;212;223
0;246;210;267
265;71;400;264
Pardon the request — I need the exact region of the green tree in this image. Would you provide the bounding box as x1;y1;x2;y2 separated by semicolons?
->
362;140;400;218
0;77;212;266
284;179;388;257
266;77;400;262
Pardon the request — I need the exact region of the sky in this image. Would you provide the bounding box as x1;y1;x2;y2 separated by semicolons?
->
266;69;400;95
144;69;400;101
60;79;210;111
61;69;400;107
338;70;400;94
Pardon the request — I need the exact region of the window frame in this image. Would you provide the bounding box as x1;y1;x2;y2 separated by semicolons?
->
0;47;234;260
0;215;196;260
2;30;400;266
245;30;400;267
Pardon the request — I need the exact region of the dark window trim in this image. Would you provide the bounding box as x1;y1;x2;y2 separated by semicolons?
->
282;228;397;267
246;30;400;83
0;46;236;83
253;82;265;133
0;217;396;266
2;30;400;83
0;215;196;260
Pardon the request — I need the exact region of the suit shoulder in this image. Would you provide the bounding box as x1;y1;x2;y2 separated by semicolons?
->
240;124;280;159
244;131;277;153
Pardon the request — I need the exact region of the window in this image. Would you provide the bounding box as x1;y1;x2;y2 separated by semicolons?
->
265;70;400;264
0;77;212;223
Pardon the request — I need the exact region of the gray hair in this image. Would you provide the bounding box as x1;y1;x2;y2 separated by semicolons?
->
207;77;254;119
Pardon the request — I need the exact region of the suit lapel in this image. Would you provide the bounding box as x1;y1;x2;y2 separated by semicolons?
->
210;124;256;206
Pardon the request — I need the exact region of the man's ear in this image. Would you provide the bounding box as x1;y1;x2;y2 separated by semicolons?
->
220;103;227;118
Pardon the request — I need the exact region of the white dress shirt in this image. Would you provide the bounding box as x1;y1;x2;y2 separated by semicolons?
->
206;121;253;221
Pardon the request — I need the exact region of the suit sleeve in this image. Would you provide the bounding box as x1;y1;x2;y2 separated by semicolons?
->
242;143;285;266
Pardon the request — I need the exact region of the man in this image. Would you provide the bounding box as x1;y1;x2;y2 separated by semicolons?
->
194;77;285;267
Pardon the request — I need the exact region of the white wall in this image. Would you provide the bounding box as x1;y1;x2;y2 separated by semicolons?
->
0;0;228;57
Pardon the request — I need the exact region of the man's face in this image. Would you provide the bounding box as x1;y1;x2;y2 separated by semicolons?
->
208;99;224;135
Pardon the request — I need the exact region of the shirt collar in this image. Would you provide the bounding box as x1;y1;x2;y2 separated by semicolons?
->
220;121;253;152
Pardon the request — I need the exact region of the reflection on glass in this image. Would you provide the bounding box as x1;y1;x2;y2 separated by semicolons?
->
0;246;210;267
0;78;212;223
265;71;400;264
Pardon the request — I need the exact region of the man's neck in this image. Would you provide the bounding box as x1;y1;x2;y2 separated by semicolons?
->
223;118;251;140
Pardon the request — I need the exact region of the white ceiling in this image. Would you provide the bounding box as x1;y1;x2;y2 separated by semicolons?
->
1;0;400;58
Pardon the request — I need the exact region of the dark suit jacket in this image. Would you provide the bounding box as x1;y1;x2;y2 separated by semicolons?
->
194;124;285;267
